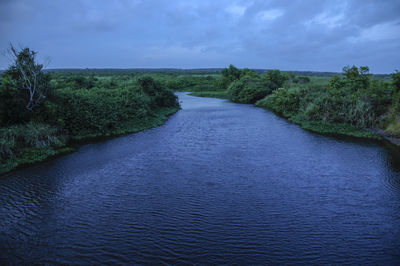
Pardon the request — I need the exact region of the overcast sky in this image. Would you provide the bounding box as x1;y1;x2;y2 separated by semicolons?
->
0;0;399;73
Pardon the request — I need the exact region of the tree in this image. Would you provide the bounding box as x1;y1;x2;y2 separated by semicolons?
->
221;64;241;80
264;69;288;90
4;45;51;111
138;76;162;96
241;68;258;78
342;65;371;91
227;75;268;104
218;64;242;90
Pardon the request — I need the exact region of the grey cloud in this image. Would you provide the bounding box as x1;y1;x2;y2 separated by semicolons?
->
0;0;399;73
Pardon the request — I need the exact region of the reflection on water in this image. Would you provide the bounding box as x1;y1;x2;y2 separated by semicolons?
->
1;93;400;264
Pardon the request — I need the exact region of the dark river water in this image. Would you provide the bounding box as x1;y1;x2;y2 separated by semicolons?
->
1;92;400;264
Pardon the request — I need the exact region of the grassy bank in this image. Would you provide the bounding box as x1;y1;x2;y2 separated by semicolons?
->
0;147;74;176
0;107;179;175
69;106;180;141
189;90;380;140
288;116;381;140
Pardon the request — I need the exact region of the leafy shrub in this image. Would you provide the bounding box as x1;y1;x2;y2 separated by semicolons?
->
227;76;268;104
256;87;306;117
138;76;179;108
257;72;380;128
218;65;242;90
53;76;178;137
263;69;288;90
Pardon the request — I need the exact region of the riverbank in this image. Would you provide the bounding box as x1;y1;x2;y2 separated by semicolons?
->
189;91;383;141
369;128;400;146
288;116;381;140
0;107;179;176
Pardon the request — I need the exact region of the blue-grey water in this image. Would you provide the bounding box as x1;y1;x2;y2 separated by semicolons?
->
1;92;400;264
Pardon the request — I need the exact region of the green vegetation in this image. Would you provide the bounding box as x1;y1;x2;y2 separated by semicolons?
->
288;117;380;140
189;64;397;141
255;66;392;139
162;63;396;141
0;46;180;174
1;46;398;174
226;68;287;104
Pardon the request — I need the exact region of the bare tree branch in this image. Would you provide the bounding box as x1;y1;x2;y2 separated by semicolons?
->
6;44;50;111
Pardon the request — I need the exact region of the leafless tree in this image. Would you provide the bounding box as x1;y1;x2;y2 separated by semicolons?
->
6;44;50;110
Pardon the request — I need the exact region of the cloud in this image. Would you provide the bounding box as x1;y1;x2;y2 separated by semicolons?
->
257;9;284;21
354;22;400;42
0;0;399;73
307;12;345;29
226;3;247;16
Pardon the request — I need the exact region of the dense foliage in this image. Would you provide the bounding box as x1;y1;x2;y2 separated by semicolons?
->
209;64;395;139
227;75;268;104
256;66;393;134
220;65;288;104
0;47;180;173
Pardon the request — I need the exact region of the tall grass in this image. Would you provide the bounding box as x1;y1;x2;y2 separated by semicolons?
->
0;122;66;161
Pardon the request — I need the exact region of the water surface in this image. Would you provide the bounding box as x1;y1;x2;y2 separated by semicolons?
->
1;93;400;264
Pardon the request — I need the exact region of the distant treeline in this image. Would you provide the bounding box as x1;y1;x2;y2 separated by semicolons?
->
44;68;222;75
40;68;392;78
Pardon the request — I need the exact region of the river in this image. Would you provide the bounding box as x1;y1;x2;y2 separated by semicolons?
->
1;92;400;264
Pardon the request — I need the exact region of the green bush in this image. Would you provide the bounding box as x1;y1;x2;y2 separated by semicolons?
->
263;69;288;90
256;87;306;117
53;76;178;138
256;66;386;129
227;76;269;104
138;76;179;108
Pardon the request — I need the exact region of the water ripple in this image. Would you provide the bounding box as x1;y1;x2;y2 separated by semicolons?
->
1;93;400;264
